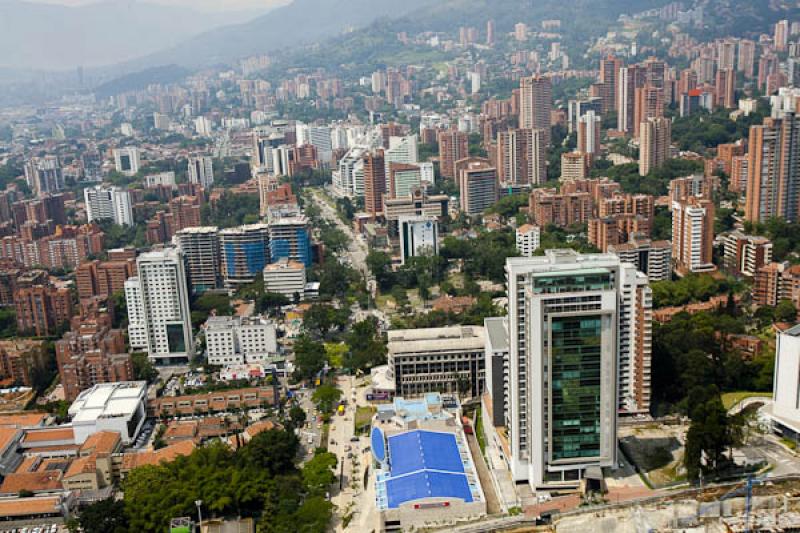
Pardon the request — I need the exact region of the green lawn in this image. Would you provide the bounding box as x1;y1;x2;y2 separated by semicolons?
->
475;408;486;456
721;391;771;410
354;406;376;436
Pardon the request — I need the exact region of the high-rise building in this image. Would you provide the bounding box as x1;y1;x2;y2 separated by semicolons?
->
567;97;602;133
715;68;736;109
515;224;541;257
672;196;716;275
738;39;756;78
113;148;140;177
456;158;498;215
716;39;737;71
722;231;773;277
561;151;590;181
520;76;552;146
124;248;194;364
486;19;495;46
219;224;270;288
174;226;221;294
187;156;214;189
608;237;672;282
388;163;422;199
633;85;664;139
438;130;469;179
24;157;64;197
598;55;623;113
496;129;547;186
84;186;133;226
75;259;136;300
385;135;419;165
639;117;672;176
204;316;278;366
745;113;800;223
399;216;439;264
577;110;601;159
15;283;73;337
263;259;307;300
269;214;312;266
488;250;652;489
363;151;387;217
775;19;790;52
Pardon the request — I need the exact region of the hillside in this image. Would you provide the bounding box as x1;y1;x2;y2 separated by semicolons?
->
0;0;264;71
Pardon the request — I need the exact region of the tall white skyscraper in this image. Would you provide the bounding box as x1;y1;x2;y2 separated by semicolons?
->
399;216;439;264
113;147;140;176
386;134;420;165
84;185;134;226
188;156;214;189
487;250;652;490
296;123;333;162
125;248;194;364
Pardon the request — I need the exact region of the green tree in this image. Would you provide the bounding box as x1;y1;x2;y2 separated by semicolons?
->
302;452;337;497
311;384;342;415
344;318;387;372
78;498;129;533
131;353;158;383
293;335;327;381
288;405;307;430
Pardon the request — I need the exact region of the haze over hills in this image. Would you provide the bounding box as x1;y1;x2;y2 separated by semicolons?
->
114;0;441;71
0;0;269;71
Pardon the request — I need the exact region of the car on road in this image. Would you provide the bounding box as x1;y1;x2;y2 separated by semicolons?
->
350;436;359;442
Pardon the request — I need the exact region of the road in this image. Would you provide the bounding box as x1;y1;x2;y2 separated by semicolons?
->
309;188;370;279
296;388;323;457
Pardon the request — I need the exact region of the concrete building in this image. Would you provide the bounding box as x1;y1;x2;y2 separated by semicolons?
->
68;381;148;445
639;117;671;176
577;110;601;159
268;215;311;267
399;216;438;265
456;158;497;215
125;248;194;364
384;188;449;236
113;147;140;177
219;224;270;288
723;231;773;277
84;185;133;226
385;135;419;165
174;226;221;294
490;250;652;489
672;196;716;275
24;156;64;197
387;163;423;199
364;151;387;217
561;151;589;181
607;237;672;281
497;128;547;186
438;130;469;180
204;316;278;366
263;259;306;300
484;317;510;428
520;76;552;145
745;113;800;223
75;258;136;300
515;224;541;257
529;188;592;228
188;156;214;189
769;324;800;440
15;283;73;337
371;394;486;532
387;326;486;398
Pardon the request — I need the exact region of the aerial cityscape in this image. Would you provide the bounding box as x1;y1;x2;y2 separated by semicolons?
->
3;0;800;531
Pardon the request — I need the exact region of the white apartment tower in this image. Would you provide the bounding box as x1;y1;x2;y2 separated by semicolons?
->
125;248;194;364
188;156;214;189
515;224;541;257
113;147;140;177
495;250;651;489
386;135;420;165
84;185;134;226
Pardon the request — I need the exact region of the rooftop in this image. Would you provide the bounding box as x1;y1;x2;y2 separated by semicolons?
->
388;326;484;353
68;382;146;423
0;413;46;428
121;440;195;471
22;427;74;444
79;431;121;456
0;496;63;518
484;317;508;352
0;471;63;495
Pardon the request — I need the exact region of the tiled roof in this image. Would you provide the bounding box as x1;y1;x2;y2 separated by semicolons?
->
121;441;195;471
64;456;97;479
79;431;121;456
0;471;63;494
22;428;74;444
0;428;20;454
0;496;62;518
0;413;47;428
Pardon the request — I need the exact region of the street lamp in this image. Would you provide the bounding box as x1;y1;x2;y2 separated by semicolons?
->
195;500;203;531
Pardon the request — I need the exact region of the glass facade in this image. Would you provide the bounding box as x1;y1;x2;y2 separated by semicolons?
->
550;315;602;461
532;270;612;295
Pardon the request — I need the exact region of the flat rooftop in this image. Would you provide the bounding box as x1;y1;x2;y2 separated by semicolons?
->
69;381;146;422
387;326;485;353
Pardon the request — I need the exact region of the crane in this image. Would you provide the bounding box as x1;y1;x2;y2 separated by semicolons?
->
696;474;767;531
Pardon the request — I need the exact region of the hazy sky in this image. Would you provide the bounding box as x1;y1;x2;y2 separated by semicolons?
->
22;0;291;12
